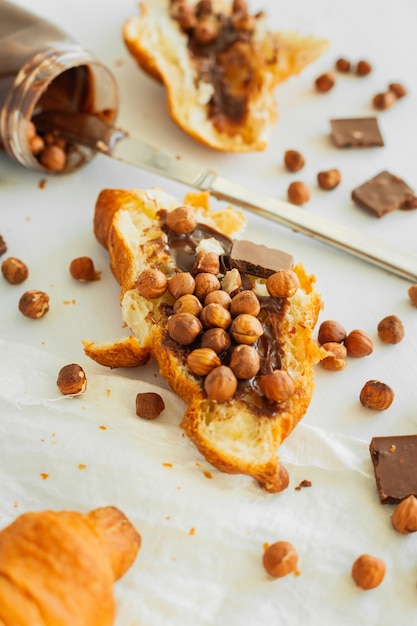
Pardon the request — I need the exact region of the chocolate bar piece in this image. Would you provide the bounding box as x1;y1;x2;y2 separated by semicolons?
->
369;435;417;504
228;240;293;278
330;117;384;147
352;170;415;217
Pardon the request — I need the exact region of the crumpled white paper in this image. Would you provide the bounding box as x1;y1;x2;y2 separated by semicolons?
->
1;338;415;626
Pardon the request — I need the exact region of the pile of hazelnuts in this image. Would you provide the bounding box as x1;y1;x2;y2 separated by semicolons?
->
135;205;299;405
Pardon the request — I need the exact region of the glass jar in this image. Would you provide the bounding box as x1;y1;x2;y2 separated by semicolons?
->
0;0;118;173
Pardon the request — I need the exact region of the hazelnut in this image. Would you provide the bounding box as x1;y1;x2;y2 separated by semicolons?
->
166;205;197;234
200;328;231;354
38;143;66;171
344;329;373;357
377;315;404;344
168;272;195;299
173;293;203;317
315;72;335;93
262;541;298;578
171;1;197;31
136;268;168;299
230;313;263;345
0;235;7;257
29;134;45;155
200;302;232;330
372;91;397;110
408;284;417;307
335;57;351;72
69;256;100;282
388;82;407;98
187;348;221;376
266;269;300;299
391;495;417;534
167;312;202;345
135;392;165;419
359;380;394;411
221;269;242;296
229;344;260;379
192;251;220;275
194;272;220;301
232;0;247;13
57;364;87;395
193;18;219;44
356;60;372;76
1;257;29;284
287;181;310;205
284;150;305;172
259;370;294;403
204;365;237;403
18;289;49;319
320;342;347;371
351;554;386;590
204;290;232;309
230;290;260;317
317;169;341;190
318;320;346;345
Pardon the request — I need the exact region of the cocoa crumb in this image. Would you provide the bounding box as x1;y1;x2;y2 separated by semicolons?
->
295;479;312;491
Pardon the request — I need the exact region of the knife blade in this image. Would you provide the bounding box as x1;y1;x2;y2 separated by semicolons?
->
33;111;417;282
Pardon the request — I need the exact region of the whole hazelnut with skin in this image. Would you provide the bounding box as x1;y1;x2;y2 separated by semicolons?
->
230;290;260;317
136;268;167;299
167;312;202;345
284;150;305;172
356;60;372;76
266;269;300;299
262;541;298;578
259;370;294;403
359;380;394;411
200;327;231;354
391;495;417;534
204;365;237;403
18;289;49;319
187;348;221;376
229;344;260;379
1;257;29;284
287;181;310;205
351;554;386;590
200;302;232;330
204;289;232;309
57;364;87;395
317;169;341;190
344;329;373;357
173;293;203;317
318;320;347;345
194;273;220;301
168;272;195;298
230;313;263;345
315;72;335;93
408;284;417;307
69;256;100;282
39;144;66;171
377;315;404;344
166;205;197;234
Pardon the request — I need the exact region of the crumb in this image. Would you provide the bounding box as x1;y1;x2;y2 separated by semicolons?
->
189;527;196;536
203;470;213;479
40;473;49;480
162;462;173;468
99;425;107;430
38;178;47;189
295;479;312;491
78;464;87;470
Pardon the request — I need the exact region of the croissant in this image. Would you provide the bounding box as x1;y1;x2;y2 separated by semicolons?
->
0;506;141;626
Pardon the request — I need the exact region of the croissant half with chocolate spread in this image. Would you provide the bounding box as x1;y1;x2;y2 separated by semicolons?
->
0;506;141;626
83;188;323;492
123;0;328;152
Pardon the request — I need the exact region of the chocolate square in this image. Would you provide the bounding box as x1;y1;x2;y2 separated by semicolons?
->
228;240;293;278
351;170;415;217
330;117;384;148
369;435;417;504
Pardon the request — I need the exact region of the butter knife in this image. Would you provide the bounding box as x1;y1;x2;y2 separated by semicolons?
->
33;110;417;282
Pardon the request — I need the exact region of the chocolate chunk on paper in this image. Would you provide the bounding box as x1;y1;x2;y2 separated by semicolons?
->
228;240;293;278
352;170;415;217
330;117;384;147
369;435;417;504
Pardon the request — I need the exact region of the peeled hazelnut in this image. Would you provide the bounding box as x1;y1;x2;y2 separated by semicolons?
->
266;269;300;299
69;256;100;282
359;380;394;411
221;269;242;296
391;495;417;534
200;327;231;354
230;313;263;345
204;289;232;309
377;315;404;344
356;60;372;76
344;329;373;357
259;370;294;403
204;365;237;403
284;150;305;172
136;392;165;419
193;251;220;275
408;284;417;307
166;205;197;234
18;289;49;319
320;342;347;371
317;169;341;190
136;268;167;299
168;272;195;298
200;302;232;330
1;257;29;284
187;348;221;376
57;363;87;395
315;72;335;93
194;273;220;301
173;293;203;317
287;181;310;205
351;554;386;590
167;312;202;345
318;320;347;345
229;344;260;379
230;290;260;317
262;541;298;578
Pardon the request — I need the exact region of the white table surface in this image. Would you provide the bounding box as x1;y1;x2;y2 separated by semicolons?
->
1;1;417;624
